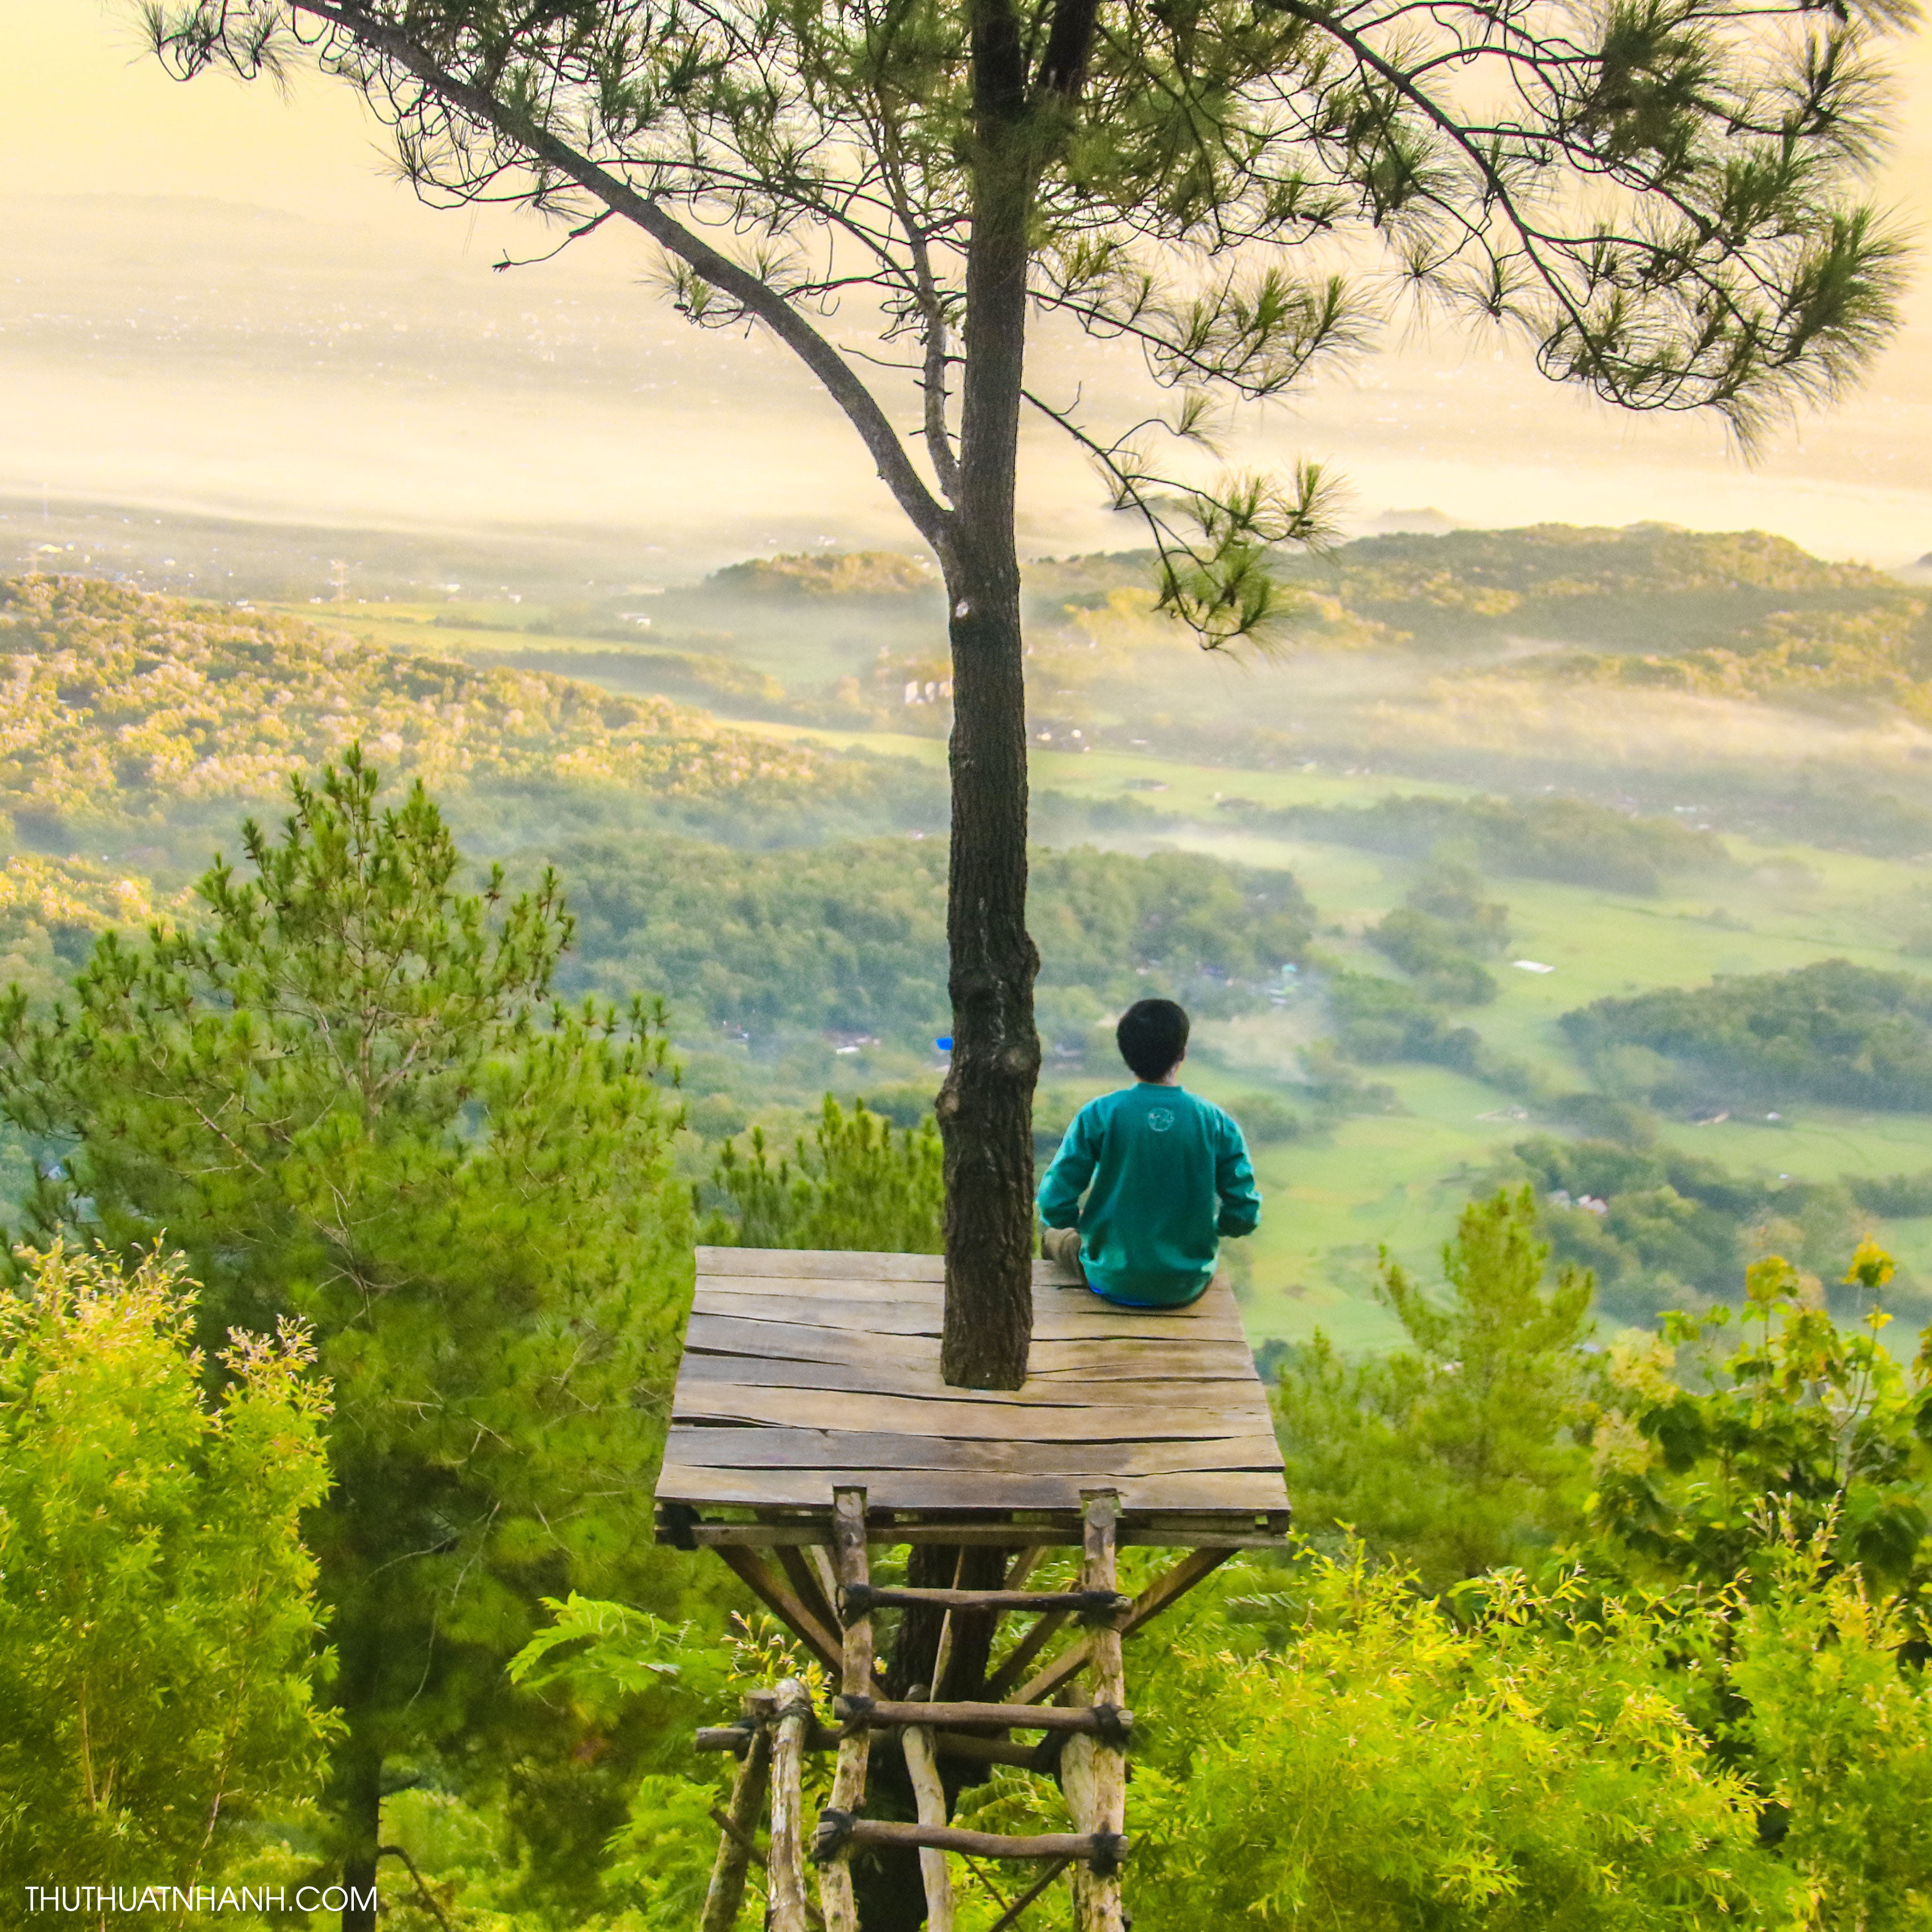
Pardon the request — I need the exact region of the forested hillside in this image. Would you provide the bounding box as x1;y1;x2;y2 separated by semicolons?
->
0;575;842;820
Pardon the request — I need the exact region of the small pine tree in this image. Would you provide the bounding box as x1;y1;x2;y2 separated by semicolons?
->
700;1096;945;1254
1276;1187;1594;1585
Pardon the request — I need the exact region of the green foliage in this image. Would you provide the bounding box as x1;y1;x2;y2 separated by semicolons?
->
1325;970;1483;1071
0;751;693;1887
0;1244;334;1886
1511;1133;1880;1328
0;574;850;830
701;1096;945;1253
1589;1244;1932;1616
1367;862;1508;1004
556;834;1309;1049
1259;791;1728;895
1725;1546;1932;1930
1565;959;1932;1111
965;1553;1795;1930
1226;1090;1303;1143
1276;1189;1594;1585
708;552;940;598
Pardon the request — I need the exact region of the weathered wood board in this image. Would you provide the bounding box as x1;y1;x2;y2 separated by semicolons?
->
657;1248;1290;1521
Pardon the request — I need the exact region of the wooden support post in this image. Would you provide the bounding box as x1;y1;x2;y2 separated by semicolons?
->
700;1689;776;1932
1062;1492;1128;1932
902;1701;956;1932
778;1542;842;1640
818;1489;872;1932
769;1677;815;1932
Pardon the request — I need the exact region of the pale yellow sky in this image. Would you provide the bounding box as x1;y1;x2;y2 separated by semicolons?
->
1;0;1928;570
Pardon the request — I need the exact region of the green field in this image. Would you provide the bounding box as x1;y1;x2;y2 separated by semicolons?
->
746;723;1932;1347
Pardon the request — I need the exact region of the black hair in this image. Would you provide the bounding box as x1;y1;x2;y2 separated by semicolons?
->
1116;998;1189;1081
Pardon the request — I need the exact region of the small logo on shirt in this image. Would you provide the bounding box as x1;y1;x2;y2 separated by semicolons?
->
1147;1107;1175;1133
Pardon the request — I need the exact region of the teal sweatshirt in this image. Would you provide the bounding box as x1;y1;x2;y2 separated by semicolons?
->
1036;1082;1261;1307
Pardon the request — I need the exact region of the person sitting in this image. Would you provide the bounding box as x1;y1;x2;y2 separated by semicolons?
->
1037;997;1261;1309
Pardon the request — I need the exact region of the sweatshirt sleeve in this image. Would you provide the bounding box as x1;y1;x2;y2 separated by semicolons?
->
1214;1113;1262;1237
1037;1103;1101;1229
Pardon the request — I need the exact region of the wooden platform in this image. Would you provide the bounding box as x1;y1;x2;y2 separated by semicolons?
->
657;1247;1290;1532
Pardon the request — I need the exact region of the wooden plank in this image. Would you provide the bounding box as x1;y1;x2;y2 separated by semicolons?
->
672;1382;1276;1441
687;1313;1254;1380
695;1283;1252;1344
695;1285;1249;1346
698;1248;1244;1310
679;1519;1293;1549
657;1465;1291;1513
675;1354;1263;1411
690;1291;945;1335
698;1247;946;1282
687;1312;936;1366
661;1426;1284;1477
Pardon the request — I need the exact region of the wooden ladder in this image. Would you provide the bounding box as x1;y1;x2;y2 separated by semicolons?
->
699;1487;1161;1932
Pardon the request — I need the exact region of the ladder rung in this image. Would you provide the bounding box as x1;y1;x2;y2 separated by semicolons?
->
832;1694;1132;1739
840;1584;1131;1618
697;1719;1038;1769
815;1813;1129;1870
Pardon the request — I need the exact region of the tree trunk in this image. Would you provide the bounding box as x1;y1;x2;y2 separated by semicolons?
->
938;0;1040;1391
331;1699;382;1932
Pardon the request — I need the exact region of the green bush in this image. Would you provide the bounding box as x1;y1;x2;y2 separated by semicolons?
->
0;1245;334;1888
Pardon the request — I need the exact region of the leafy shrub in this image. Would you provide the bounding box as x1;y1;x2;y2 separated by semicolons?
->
1228;1092;1304;1142
1327;971;1482;1070
1589;1244;1932;1609
0;1245;334;1886
1368;907;1498;1003
1275;1188;1593;1584
962;1554;1794;1931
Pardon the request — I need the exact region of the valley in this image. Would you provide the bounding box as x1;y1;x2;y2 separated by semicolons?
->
7;517;1932;1353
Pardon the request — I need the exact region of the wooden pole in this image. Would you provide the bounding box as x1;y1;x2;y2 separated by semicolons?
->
903;1704;957;1932
819;1489;872;1932
1062;1492;1127;1932
769;1677;815;1932
699;1690;776;1932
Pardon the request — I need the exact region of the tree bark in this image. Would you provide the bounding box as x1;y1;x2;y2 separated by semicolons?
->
938;0;1040;1392
330;1691;382;1932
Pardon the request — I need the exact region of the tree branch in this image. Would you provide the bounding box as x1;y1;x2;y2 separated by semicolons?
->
289;0;957;563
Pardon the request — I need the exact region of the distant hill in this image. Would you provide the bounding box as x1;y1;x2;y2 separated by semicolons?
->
706;551;941;598
0;575;858;829
1019;523;1932;717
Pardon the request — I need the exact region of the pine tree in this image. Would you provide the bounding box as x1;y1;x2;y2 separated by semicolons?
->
0;749;693;1921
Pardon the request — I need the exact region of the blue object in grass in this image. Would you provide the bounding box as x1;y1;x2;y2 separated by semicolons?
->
936;1036;953;1050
